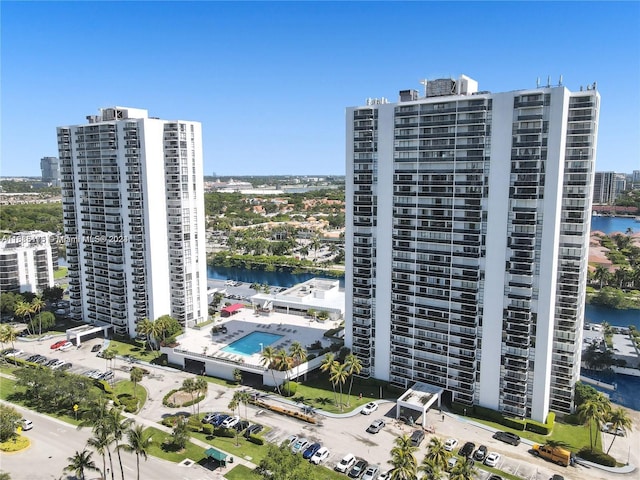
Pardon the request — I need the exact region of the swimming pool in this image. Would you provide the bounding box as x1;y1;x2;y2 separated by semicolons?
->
221;331;284;356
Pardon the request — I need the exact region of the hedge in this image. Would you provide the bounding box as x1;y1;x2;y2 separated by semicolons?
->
213;427;235;438
282;381;297;397
94;380;113;394
247;434;264;445
578;448;616;467
202;424;214;435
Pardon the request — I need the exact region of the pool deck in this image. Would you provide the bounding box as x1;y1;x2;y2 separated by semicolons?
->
176;308;337;365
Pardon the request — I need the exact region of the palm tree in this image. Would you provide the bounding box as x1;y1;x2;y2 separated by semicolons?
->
0;325;18;365
150;318;165;355
289;341;307;382
418;457;443;480
31;296;45;336
388;434;418;480
102;348;117;376
329;361;349;411
344;353;363;406
237;390;251;422
577;393;611;451
64;449;99;480
320;353;338;405
14;300;34;336
136;318;154;352
310;235;321;262
423;437;450;471
260;346;281;395
118;423;152;480
593;264;610;289
449;459;476;480
228;394;240;446
605;406;633;454
194;377;208;416
276;348;293;391
182;378;197;415
87;425;113;480
105;408;131;480
130;367;144;401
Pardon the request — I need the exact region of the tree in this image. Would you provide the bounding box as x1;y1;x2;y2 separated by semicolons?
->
228;394;240;446
289;341;307;382
233;368;243;385
130;367;144;400
64;449;99;480
14;300;34;335
118;423;152;480
31;296;46;336
320;353;338;405
0;325;18;364
329;361;349;411
344;353;362;406
169;416;189;450
423;437;450;471
0;404;21;442
276;348;294;388
449;459;476;480
388;434;418;480
136;318;154;352
102;348;117;375
605;406;633;454
257;443;316;480
87;425;113;480
182;378;198;415
260;346;281;395
577;393;611;451
310;235;321;262
195;377;208;416
593;264;610;289
105;408;131;480
418;458;443;480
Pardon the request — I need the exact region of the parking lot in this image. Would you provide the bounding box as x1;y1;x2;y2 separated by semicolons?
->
6;335;636;480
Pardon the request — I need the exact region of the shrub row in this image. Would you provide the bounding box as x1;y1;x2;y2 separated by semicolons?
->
250;399;316;424
578;447;616;467
247;434;264;445
453;402;554;434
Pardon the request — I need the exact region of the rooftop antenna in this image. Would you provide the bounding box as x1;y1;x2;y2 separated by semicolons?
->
420;79;429;97
536;77;540;88
559;75;563;86
547;75;551;87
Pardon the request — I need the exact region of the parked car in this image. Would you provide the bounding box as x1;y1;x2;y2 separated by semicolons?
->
243;424;263;438
233;420;249;432
348;459;368;478
362;464;380;480
335;453;357;473
444;438;458;452
213;414;229;427
50;360;67;369
366;419;385;433
19;418;33;431
361;402;379;415
58;362;73;371
91;344;102;353
310;446;330;465
4;349;24;358
44;358;59;367
99;371;114;381
410;429;425;447
446;457;458;471
379;471;390;480
50;340;67;350
601;422;625;436
493;431;520;445
285;434;298;446
302;442;322;460
474;445;488;461
59;342;74;351
291;438;310;454
32;355;48;364
220;415;240;429
202;412;219;424
488;476;503;480
484;452;501;468
459;441;475;458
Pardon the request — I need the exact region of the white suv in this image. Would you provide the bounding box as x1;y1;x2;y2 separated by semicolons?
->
335;453;356;473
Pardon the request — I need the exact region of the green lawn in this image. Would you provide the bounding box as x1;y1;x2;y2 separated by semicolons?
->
189;425;273;465
106;340;157;362
113;379;148;413
54;266;68;280
224;464;261;479
144;426;208;463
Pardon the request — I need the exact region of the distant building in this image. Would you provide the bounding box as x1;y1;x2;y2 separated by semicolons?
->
0;231;55;293
593;171;626;204
57;107;208;336
40;157;61;187
346;75;599;422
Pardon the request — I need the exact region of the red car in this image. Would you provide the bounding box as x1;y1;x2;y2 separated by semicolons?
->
50;340;67;350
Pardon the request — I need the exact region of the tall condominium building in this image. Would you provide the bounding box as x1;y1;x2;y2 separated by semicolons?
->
345;76;599;421
40;156;61;186
593;171;615;204
0;231;55;294
57;107;208;336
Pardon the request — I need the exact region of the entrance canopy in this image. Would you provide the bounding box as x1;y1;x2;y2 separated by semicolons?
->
66;324;111;347
221;303;243;316
205;447;228;465
396;382;443;429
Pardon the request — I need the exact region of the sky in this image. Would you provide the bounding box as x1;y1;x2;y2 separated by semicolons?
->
1;1;639;177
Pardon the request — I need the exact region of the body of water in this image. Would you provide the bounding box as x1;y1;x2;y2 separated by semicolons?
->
585;304;640;330
207;265;345;288
591;216;639;235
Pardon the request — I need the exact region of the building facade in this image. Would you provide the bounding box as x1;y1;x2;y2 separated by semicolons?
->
57;107;208;336
345;76;599;421
40;156;61;187
0;231;55;294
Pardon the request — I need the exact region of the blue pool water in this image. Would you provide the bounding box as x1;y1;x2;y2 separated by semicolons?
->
222;331;283;356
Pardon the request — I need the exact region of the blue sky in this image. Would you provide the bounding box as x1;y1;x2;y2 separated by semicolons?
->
2;1;639;176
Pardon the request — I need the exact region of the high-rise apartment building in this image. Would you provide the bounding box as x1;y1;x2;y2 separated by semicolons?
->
0;231;55;294
345;76;599;421
40;156;61;186
57;107;208;336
